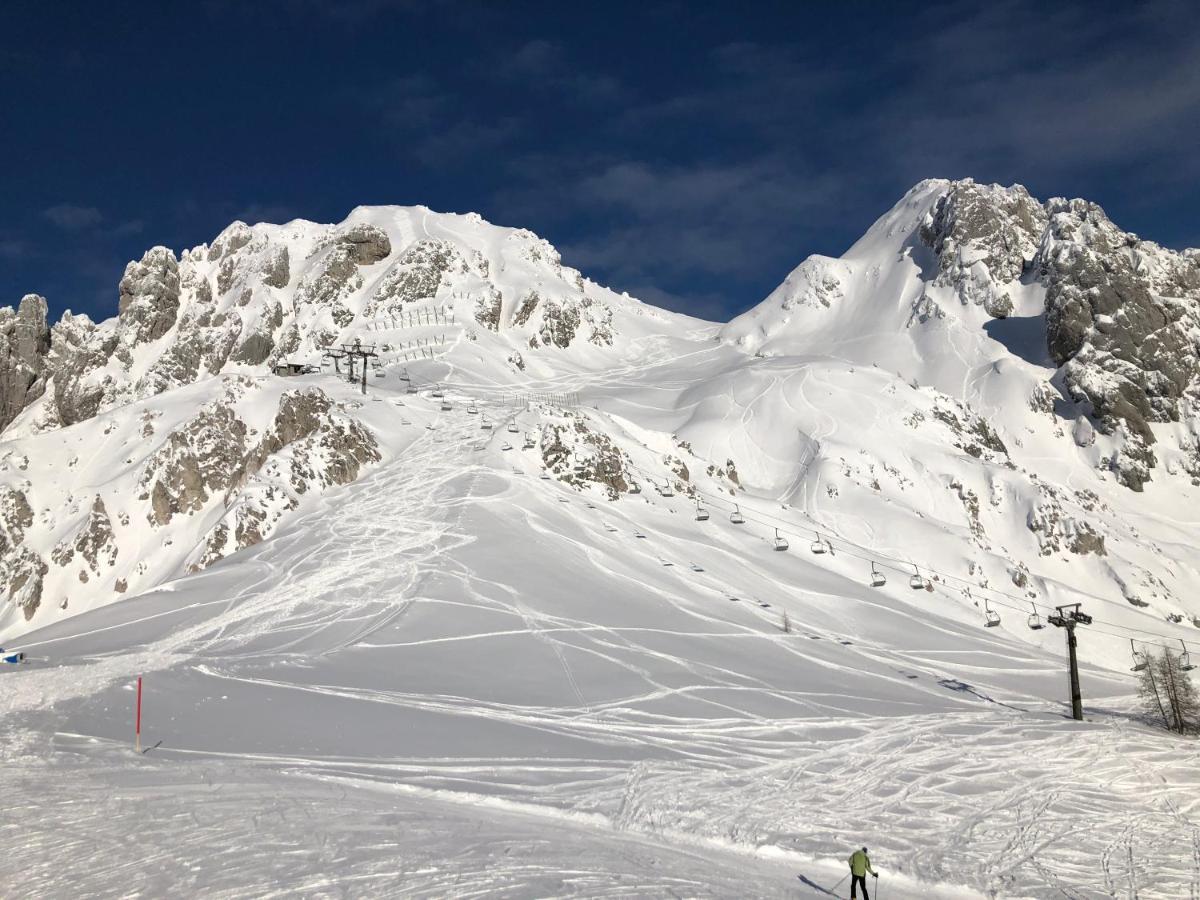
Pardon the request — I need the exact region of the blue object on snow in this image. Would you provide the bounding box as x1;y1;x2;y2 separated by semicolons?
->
2;652;24;664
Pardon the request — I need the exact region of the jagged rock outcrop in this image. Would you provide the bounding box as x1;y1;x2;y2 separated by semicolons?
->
0;295;51;431
1040;198;1199;443
339;224;391;265
50;495;118;580
920;181;1047;319
117;246;181;352
49;313;117;426
139;401;250;526
365;239;464;318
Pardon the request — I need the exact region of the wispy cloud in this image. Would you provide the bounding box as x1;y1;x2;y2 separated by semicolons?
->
0;239;30;260
42;203;104;230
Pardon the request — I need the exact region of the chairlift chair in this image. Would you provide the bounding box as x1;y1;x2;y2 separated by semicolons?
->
1130;639;1149;673
432;389;444;399
909;567;926;590
810;533;828;555
523;434;536;450
481;418;493;430
399;369;410;382
1180;639;1195;672
695;502;710;522
501;441;513;451
983;599;1001;628
773;528;789;552
466;403;478;415
441;400;452;411
628;481;642;495
870;563;887;588
1027;603;1045;630
507;422;519;434
730;504;745;525
659;480;675;498
406;384;418;394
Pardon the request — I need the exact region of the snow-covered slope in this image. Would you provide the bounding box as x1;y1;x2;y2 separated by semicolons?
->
4;186;1200;897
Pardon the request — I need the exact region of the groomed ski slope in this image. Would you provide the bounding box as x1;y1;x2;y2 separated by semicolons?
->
4;342;1200;899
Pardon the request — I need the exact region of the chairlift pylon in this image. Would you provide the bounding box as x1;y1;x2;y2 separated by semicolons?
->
730;504;745;525
870;562;886;588
1130;638;1149;673
1027;603;1045;630
773;528;789;552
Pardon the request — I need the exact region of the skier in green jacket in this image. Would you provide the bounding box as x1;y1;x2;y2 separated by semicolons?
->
848;847;876;899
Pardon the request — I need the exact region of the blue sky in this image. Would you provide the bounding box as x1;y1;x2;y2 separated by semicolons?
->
2;0;1198;323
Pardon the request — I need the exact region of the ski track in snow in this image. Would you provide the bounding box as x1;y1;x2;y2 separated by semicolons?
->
5;360;1200;897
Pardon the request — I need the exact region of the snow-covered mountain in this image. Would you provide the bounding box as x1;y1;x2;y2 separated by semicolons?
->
4;182;1200;896
0;207;697;633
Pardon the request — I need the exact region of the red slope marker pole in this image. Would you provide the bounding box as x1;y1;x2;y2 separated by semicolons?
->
135;676;142;754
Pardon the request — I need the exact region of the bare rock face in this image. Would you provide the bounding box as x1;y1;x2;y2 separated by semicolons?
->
339;224;392;265
539;412;630;499
0;485;46;619
0;294;52;431
189;387;379;572
50;495;118;576
49;313;117;426
364;239;464;318
920;181;1046;318
261;245;290;288
1040;198;1200;447
117;247;181;350
139;401;249;526
208;221;254;261
296;244;362;328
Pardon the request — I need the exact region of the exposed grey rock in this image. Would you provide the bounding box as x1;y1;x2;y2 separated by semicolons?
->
339;224;391;265
138;401;249;526
364;239;463;317
920;180;1046;317
512;290;540;327
2;546;48;620
261;245;290;288
118;246;181;350
207;221;253;261
475;288;502;331
1040;200;1199;445
533;299;581;349
0;294;52;431
295;244;361;328
50;495;117;574
49;313;117;426
232;332;275;366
